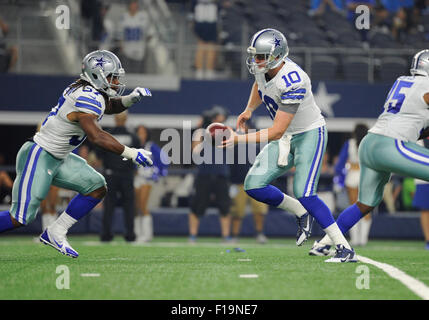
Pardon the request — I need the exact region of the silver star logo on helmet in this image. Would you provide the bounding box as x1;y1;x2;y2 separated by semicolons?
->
92;57;107;70
272;37;281;48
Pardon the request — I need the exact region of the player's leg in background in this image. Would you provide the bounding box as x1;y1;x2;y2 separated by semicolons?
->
40;186;59;231
412;183;429;249
0;170;14;231
251;196;268;244
2;142;57;233
293;126;354;254
194;39;206;79
230;184;245;243
188;174;211;242
214;175;232;243
421;210;429;250
135;183;153;242
119;174;136;242
100;173;117;242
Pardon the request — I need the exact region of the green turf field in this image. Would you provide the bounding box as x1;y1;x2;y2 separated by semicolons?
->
0;235;428;300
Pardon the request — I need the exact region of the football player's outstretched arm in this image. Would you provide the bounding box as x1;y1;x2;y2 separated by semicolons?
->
236;82;262;132
74;112;152;167
221;109;294;148
104;87;152;115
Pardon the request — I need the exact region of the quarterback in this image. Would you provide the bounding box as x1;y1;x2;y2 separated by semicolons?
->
0;50;153;258
222;28;356;262
311;49;429;255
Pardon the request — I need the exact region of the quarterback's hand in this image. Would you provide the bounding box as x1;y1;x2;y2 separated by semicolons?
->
218;128;238;149
236;109;252;133
122;87;152;108
121;146;153;167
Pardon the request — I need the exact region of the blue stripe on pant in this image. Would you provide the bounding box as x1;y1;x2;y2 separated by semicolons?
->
15;144;43;224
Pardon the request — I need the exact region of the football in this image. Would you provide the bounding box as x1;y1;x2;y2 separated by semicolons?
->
206;122;232;143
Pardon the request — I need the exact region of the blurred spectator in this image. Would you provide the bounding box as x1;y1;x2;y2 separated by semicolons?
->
118;0;155;74
374;0;412;40
0;154;12;205
189;106;231;243
229;120;268;244
98;4;116;52
0;16;18;73
80;0;104;51
336;124;372;246
190;0;219;79
308;0;345;16
97;111;140;242
134;124;168;243
412;139;429;250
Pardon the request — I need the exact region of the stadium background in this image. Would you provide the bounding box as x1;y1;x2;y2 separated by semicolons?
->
0;0;428;241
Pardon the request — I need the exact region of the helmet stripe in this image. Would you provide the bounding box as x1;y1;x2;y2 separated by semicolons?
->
251;29;274;47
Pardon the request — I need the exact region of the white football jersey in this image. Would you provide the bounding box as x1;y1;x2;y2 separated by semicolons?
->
369;75;429;142
119;11;154;60
255;58;325;135
34;84;106;159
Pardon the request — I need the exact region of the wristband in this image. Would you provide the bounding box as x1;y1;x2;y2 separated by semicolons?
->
121;145;136;159
121;95;134;108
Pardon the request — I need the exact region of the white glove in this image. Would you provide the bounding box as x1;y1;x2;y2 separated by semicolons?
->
277;135;292;167
121;146;153;167
121;87;152;108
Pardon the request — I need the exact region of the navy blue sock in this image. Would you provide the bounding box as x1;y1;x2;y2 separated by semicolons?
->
298;195;335;229
65;194;102;220
335;204;364;234
0;211;14;233
245;185;284;207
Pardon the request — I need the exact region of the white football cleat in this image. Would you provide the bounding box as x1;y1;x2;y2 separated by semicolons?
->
325;244;358;263
309;240;335;256
40;228;79;258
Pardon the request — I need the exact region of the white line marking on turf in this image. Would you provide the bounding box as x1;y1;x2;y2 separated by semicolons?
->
80;273;100;277
358;255;429;300
237;259;252;262
239;274;259;278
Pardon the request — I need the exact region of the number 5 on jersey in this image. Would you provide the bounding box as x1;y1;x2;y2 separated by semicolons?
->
385;80;413;114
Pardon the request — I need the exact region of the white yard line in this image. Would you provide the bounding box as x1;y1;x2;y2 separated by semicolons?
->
358;255;429;300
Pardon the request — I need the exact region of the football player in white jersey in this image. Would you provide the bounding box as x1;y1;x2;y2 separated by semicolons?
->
311;49;429;256
221;28;356;262
0;50;153;258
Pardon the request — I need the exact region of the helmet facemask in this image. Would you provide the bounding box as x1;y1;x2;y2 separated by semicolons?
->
246;47;284;75
104;71;126;97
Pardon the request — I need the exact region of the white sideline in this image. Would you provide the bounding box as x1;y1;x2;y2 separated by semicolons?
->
358;255;429;300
